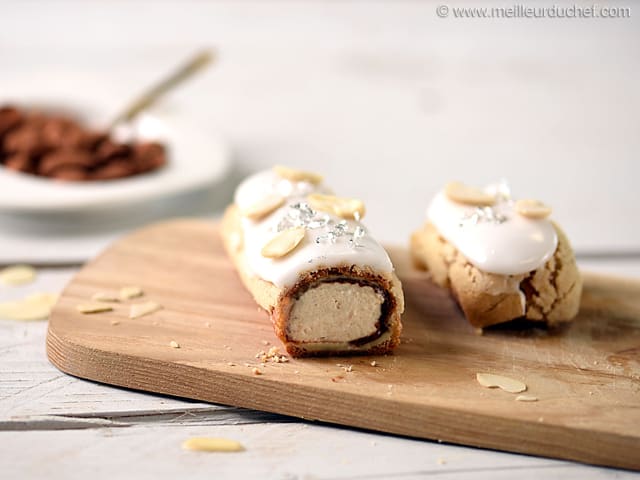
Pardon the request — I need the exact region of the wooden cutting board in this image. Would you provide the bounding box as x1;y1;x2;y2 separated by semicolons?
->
46;220;640;470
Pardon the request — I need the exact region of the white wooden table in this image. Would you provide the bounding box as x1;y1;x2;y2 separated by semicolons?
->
1;1;639;478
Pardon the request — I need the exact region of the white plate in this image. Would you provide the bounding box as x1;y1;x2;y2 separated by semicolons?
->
0;103;230;213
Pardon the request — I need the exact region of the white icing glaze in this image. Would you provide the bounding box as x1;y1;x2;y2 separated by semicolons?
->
427;184;558;276
234;169;393;288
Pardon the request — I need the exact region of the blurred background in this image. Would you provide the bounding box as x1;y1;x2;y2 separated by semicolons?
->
1;0;638;272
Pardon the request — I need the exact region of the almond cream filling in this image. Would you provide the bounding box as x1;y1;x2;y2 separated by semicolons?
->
287;282;384;343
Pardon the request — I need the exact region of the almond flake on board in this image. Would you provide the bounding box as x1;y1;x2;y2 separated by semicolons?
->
119;286;144;300
76;303;114;314
0;265;36;286
445;181;495;207
91;292;120;303
515;395;538;402
181;437;244;453
261;227;306;259
129;301;162;319
476;373;527;393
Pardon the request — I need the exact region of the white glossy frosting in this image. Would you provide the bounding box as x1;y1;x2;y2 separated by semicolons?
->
234;169;393;288
427;183;558;276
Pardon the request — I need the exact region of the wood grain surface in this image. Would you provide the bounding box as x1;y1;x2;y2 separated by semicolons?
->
46;220;640;470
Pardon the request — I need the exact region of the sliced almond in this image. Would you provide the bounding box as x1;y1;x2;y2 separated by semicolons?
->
476;373;527;393
26;292;57;305
129;301;162;319
516;395;538;402
0;302;51;321
76;303;114;314
516;199;552;219
0;293;58;321
307;193;366;220
91;292;120;303
120;286;144;300
0;265;36;286
445;182;495;207
273;165;323;184
240;194;285;221
169;340;180;349
181;437;245;452
261;227;306;259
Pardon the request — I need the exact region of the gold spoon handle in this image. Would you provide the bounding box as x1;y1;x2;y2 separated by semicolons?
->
110;48;215;128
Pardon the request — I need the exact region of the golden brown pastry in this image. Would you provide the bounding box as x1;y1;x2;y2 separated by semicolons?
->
411;181;582;329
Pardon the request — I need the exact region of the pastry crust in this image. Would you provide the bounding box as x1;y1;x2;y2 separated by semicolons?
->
411;222;582;328
222;205;404;357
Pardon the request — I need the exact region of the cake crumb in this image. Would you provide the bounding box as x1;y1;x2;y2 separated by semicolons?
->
370;361;377;367
252;367;262;375
255;346;289;364
169;340;180;349
437;457;447;465
227;362;236;367
262;340;270;345
343;365;353;373
110;320;121;326
205;322;211;328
